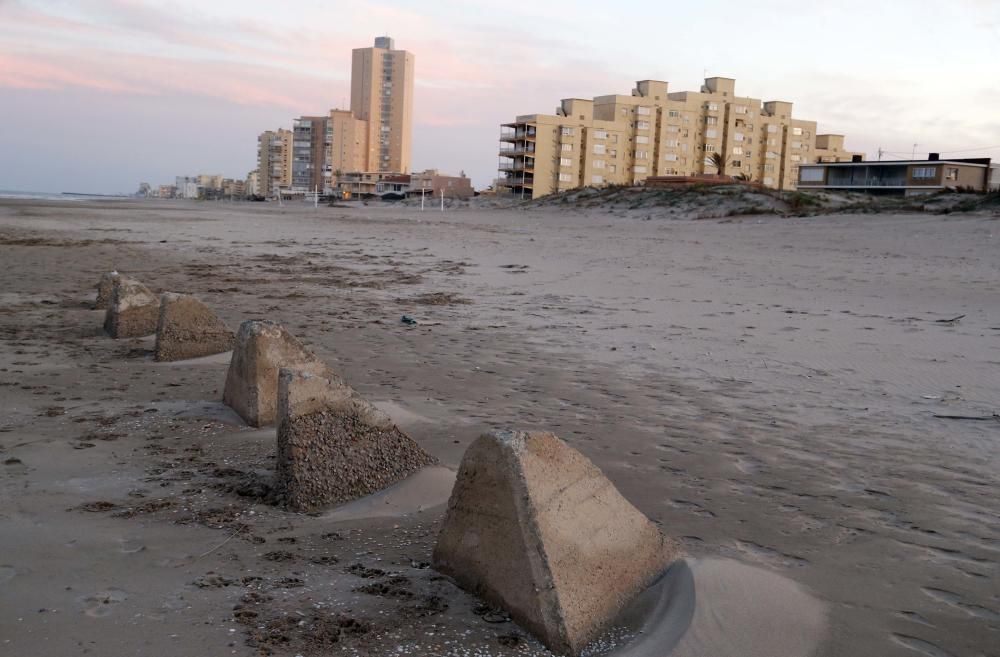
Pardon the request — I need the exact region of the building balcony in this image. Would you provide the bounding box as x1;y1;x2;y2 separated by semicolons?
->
498;161;535;172
500;124;536;142
499;145;536;156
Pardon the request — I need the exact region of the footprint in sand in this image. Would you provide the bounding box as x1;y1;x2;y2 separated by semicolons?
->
82;588;128;617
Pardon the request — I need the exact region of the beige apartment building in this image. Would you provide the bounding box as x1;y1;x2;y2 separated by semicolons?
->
815;134;862;163
351;36;414;173
499;77;856;198
327;109;369;176
256;128;292;198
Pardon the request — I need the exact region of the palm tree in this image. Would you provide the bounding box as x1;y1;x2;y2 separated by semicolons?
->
735;172;754;183
706;151;728;175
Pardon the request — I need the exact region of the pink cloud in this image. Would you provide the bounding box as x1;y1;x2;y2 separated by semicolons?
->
0;0;628;132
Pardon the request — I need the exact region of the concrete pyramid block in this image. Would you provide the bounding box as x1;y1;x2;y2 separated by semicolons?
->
433;430;680;656
94;270;120;310
154;293;235;362
222;320;333;427
274;368;437;512
103;276;160;338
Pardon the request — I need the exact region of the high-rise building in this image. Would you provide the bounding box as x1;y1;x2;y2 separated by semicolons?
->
257;129;292;198
351;36;414;173
291;116;328;193
251;37;414;195
499;77;857;198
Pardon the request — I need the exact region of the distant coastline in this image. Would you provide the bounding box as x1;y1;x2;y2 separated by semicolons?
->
0;190;128;201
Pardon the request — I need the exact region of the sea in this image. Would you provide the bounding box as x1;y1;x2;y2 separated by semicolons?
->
0;189;128;201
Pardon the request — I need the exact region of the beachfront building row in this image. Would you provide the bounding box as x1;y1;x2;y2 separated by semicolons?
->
498;77;860;198
798;154;1000;196
252;37;415;198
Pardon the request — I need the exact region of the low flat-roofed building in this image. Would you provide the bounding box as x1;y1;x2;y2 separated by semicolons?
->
408;169;474;198
798;154;999;196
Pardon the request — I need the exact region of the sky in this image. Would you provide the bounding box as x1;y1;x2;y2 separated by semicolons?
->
1;0;999;194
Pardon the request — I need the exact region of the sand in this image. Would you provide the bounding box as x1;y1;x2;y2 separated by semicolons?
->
0;197;997;657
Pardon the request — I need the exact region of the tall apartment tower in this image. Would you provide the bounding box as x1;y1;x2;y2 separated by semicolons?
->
291;116;329;192
351;36;414;173
499;77;858;198
256;128;292;198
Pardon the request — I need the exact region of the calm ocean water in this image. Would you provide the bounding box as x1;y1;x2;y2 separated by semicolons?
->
0;190;127;201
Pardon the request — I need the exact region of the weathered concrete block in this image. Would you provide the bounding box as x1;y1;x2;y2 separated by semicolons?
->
274;368;437;512
433;430;680;656
222;320;331;427
153;293;235;362
94;271;120;310
103;276;160;338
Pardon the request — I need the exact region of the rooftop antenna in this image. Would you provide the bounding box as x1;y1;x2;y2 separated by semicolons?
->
911;143;919;160
877;147;884;161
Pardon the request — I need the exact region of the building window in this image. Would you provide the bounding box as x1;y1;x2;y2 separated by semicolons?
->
766;151;777;159
665;139;679;147
610;134;618;144
733;133;745;142
707;102;719;111
668;110;681;118
792;127;803;136
593;130;608;139
637;121;650;130
609;164;617;173
592;175;604;184
763;176;774;185
561;127;574;136
593;159;606;169
734;105;748;114
764;164;775;172
666;125;679;133
562;143;573;152
559;173;573;182
732;160;742;168
705;144;717;153
634;165;647;174
913;166;937;179
636;135;649;144
945;167;959;180
800;167;825;182
705;129;718;139
706;116;718;126
767;125;778;133
637;106;651;115
609;149;617;157
560;157;572;167
790;154;801;162
665;153;678;161
681;143;689;151
593;143;606;154
791;141;802;149
635;150;648;159
732;146;743;156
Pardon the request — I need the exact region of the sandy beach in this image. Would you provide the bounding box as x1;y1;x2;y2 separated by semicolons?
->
0;197;997;656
